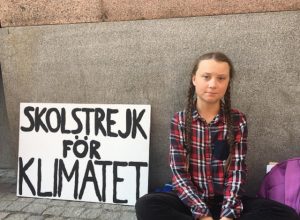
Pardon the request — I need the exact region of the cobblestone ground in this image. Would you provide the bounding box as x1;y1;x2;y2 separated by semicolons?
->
0;169;136;220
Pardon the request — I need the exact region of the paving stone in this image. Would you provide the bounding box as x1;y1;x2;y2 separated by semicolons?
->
33;198;51;204
101;203;119;210
66;218;81;220
0;170;6;176
44;217;64;220
1;193;18;201
65;201;86;207
17;197;35;203
0;201;13;211
0;212;10;219
26;216;45;220
119;205;135;212
23;204;48;214
6;177;16;182
4;213;30;220
5;201;30;211
4;170;16;178
0;178;11;183
79;208;103;219
60;207;85;218
84;202;103;209
43;206;65;216
119;211;137;220
96;209;121;220
48;200;68;206
7;178;16;183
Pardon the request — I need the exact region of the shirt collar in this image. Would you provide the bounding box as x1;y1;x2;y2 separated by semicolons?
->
191;101;226;124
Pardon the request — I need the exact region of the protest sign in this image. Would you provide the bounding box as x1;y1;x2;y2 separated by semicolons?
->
17;103;150;205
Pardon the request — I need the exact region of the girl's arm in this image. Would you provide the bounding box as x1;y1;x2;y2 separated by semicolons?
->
170;112;212;219
221;111;248;219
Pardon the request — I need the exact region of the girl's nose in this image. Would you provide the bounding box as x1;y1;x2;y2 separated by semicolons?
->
208;79;217;88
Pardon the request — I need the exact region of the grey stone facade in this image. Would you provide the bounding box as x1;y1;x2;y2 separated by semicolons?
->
0;11;299;196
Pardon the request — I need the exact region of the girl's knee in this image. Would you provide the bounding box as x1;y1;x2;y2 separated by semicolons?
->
135;193;162;220
135;193;160;210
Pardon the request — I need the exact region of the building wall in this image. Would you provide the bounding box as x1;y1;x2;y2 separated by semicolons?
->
0;1;299;195
1;0;299;27
0;64;14;168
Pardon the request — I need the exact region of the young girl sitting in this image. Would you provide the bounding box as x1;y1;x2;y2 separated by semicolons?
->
135;52;299;220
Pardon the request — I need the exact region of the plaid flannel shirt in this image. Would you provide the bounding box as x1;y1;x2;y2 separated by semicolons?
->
170;107;248;219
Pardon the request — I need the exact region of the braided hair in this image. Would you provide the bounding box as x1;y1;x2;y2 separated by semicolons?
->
185;52;235;172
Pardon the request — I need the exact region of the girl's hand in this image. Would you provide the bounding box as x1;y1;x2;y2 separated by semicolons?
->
220;217;233;220
198;216;214;220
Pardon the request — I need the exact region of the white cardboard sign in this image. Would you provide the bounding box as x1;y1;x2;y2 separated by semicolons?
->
17;103;150;205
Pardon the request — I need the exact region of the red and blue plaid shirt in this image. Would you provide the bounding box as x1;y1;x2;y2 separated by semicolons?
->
170;107;248;219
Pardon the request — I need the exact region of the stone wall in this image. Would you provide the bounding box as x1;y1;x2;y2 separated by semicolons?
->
1;0;299;27
0;64;13;168
0;10;299;195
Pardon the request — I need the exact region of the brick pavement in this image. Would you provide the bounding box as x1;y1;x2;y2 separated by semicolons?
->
0;169;136;220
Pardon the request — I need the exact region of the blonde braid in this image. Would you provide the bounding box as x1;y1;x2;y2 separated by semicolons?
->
224;83;235;172
185;81;195;156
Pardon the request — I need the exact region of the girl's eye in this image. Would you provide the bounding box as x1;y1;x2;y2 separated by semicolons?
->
218;77;225;80
202;75;209;79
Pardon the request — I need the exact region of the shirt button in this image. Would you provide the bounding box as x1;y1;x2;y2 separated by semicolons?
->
207;176;212;180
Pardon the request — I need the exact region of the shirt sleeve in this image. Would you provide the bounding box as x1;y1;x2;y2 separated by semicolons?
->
169;112;211;219
221;112;248;218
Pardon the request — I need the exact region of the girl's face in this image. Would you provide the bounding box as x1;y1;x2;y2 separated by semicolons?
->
192;59;230;106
